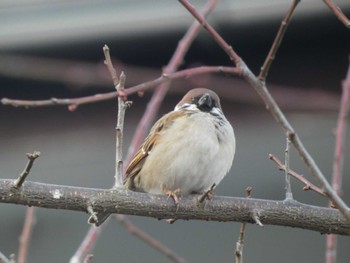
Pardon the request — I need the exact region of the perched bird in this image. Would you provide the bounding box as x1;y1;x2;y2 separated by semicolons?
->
89;88;235;226
124;88;235;199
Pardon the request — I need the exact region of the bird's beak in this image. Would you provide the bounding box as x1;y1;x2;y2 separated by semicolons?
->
198;93;212;111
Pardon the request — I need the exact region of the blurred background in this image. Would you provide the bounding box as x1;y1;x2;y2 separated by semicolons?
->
1;0;350;262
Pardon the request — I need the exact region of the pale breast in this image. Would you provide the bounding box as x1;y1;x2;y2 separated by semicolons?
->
138;111;235;195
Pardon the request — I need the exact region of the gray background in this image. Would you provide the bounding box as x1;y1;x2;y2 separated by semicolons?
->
1;0;350;262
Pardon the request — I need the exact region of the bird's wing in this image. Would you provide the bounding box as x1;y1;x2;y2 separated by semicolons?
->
123;110;186;190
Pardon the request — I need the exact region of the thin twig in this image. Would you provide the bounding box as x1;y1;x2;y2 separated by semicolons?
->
103;45;131;187
235;223;246;263
323;0;350;29
70;225;104;263
103;45;130;187
103;45;119;86
235;187;252;263
0;54;341;112
269;154;327;197
115;215;186;263
1;66;239;109
179;0;350;224
14;151;40;188
178;0;241;65
18;207;35;263
331;58;350;198
114;72;129;187
124;0;217;167
284;137;293;200
326;58;350;263
259;0;300;81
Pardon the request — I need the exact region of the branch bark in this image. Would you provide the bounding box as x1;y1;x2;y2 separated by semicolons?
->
0;179;348;236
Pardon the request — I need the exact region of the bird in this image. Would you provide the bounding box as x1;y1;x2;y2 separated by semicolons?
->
89;88;235;226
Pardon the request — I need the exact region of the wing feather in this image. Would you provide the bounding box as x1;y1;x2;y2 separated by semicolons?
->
123;110;186;190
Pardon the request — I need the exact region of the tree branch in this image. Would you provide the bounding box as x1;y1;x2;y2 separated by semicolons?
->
235;187;252;263
1;66;239;109
323;0;350;29
284;137;293;200
326;57;350;263
18;207;35;263
259;0;299;81
112;70;130;187
178;0;241;65
269;154;327;198
179;0;350;224
0;179;348;236
14;151;40;188
70;225;103;263
115;215;186;263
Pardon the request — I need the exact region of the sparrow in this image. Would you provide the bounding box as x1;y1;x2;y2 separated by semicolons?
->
89;88;235;226
124;87;235;197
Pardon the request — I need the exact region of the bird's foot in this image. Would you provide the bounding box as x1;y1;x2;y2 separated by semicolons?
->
163;187;181;211
198;183;216;203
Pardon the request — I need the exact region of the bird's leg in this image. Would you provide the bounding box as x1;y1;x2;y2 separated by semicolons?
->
163;187;181;210
198;183;216;203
